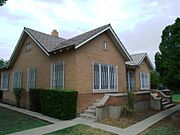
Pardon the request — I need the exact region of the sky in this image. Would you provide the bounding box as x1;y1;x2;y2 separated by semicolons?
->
0;0;179;65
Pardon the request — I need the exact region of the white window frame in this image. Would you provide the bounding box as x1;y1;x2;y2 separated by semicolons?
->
93;62;118;93
1;72;9;91
140;72;150;90
127;70;135;91
12;70;23;90
50;61;64;90
27;68;36;91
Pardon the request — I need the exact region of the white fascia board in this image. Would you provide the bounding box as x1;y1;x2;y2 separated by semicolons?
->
75;26;132;61
24;29;49;56
75;27;110;49
138;53;154;70
7;30;26;68
108;27;132;61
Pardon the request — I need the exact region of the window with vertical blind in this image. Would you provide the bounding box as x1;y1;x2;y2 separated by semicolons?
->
13;70;23;90
1;72;9;90
28;68;36;89
93;62;118;92
140;72;149;90
126;70;135;91
51;61;64;89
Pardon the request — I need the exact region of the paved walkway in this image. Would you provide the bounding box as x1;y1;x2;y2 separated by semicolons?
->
0;103;179;135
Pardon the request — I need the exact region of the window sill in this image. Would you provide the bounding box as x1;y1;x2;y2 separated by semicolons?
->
93;89;118;93
0;89;8;91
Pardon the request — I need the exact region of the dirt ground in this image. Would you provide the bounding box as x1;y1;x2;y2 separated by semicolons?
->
99;109;160;128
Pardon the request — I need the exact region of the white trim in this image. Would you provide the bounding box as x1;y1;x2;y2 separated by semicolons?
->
140;72;150;90
50;61;64;90
27;68;29;91
24;29;49;56
93;62;118;93
138;53;154;70
108;27;132;61
75;27;109;49
0;72;9;91
75;26;132;61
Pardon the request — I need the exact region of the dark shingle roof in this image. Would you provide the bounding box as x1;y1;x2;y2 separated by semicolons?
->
51;24;110;51
24;24;110;52
24;27;66;52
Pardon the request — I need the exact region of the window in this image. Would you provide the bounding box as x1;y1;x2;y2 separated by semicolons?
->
126;70;135;91
1;72;9;90
25;43;32;52
27;68;36;90
13;70;23;90
93;62;118;92
51;61;64;89
103;41;107;50
140;73;149;90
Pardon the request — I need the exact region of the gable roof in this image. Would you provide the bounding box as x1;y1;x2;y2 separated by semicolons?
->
7;24;132;68
125;53;154;69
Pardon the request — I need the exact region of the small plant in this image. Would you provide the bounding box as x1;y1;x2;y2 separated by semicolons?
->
13;88;23;107
121;91;135;117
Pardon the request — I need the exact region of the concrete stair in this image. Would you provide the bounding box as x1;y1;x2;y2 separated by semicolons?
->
162;99;175;110
80;98;102;121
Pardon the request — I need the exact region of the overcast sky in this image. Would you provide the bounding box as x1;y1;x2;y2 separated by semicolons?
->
0;0;179;65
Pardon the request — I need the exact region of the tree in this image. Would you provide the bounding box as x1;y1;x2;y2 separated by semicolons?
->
155;18;180;93
150;70;160;89
0;0;7;6
0;59;8;68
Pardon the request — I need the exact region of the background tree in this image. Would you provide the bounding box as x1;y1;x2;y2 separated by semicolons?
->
0;0;7;6
150;70;160;89
155;18;180;93
0;59;8;68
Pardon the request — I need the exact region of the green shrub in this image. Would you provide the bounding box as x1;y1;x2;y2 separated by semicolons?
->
13;88;23;107
121;91;134;117
40;90;78;120
29;89;41;112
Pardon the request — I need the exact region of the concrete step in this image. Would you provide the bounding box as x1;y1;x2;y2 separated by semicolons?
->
162;101;170;106
95;99;102;103
88;105;96;110
162;99;166;102
163;103;175;110
80;113;97;121
84;109;96;116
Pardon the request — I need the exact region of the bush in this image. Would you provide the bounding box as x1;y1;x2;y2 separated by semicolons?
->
29;89;78;120
121;91;134;117
0;90;3;101
29;89;41;112
40;90;78;120
13;88;23;107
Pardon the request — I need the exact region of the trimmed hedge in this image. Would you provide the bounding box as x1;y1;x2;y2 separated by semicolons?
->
29;89;41;112
29;89;78;120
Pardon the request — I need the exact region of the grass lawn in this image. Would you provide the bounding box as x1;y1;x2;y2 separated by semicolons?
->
172;94;180;102
46;124;116;135
0;106;49;135
138;111;180;135
99;109;160;128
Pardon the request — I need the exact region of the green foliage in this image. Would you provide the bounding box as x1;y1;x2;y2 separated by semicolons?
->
121;91;134;116
40;89;78;120
29;89;41;112
13;88;23;107
0;0;7;6
150;70;160;89
0;58;8;68
155;17;180;93
29;89;78;120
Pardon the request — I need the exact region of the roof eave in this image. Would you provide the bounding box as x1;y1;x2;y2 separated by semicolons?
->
75;25;132;61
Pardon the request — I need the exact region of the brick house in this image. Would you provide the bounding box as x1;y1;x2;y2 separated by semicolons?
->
0;24;153;114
